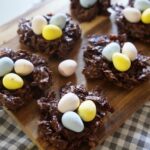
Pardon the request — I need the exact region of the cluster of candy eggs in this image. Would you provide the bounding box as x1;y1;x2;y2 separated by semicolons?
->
122;0;150;24
58;92;97;132
0;57;34;90
31;13;67;40
102;42;138;72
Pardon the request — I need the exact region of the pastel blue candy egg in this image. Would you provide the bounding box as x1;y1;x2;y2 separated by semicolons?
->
50;13;67;29
102;42;121;61
0;57;14;77
79;0;97;8
61;111;84;132
134;0;150;11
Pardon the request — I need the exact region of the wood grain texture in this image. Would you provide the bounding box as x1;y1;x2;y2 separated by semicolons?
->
0;0;150;150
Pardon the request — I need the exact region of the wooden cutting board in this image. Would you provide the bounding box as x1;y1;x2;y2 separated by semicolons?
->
0;0;150;150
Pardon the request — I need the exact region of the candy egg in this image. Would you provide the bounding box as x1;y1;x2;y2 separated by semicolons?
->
62;111;84;132
0;57;14;77
112;52;131;72
141;8;150;24
42;24;62;40
31;15;47;35
14;59;34;76
134;0;150;11
3;73;24;90
50;13;67;29
122;7;141;23
58;92;80;113
78;100;96;122
122;42;138;61
79;0;97;8
58;59;77;77
102;42;121;61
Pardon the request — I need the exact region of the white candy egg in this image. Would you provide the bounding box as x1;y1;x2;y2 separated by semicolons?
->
79;0;97;8
122;42;138;61
122;7;141;23
14;59;34;76
134;0;150;11
102;42;121;61
58;92;80;113
58;59;77;77
61;111;84;132
31;15;47;35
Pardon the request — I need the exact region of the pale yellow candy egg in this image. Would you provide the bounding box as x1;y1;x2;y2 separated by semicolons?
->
112;53;131;72
78;100;96;122
31;15;47;35
122;7;141;23
141;8;150;24
42;24;62;40
14;59;34;76
3;73;24;90
122;42;137;61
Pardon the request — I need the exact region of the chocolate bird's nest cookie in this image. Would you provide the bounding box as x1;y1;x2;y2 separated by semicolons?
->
70;0;110;22
0;48;52;110
17;14;81;58
113;2;150;43
38;82;113;150
83;34;150;89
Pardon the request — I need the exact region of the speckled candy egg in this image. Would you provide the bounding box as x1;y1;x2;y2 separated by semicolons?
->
50;13;67;29
102;42;120;61
42;24;62;40
31;15;47;35
61;111;84;132
78;100;96;122
122;7;141;23
122;42;138;61
0;57;14;77
14;59;34;76
58;92;80;113
58;59;77;77
3;73;24;90
134;0;150;11
141;8;150;24
112;52;131;72
79;0;97;8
